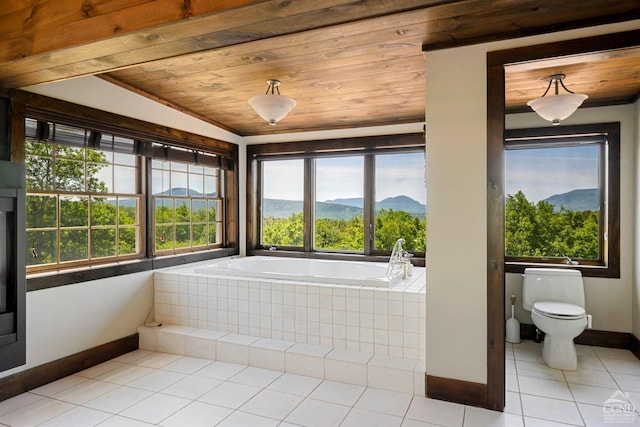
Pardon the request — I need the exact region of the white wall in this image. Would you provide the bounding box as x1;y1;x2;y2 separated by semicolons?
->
424;20;640;386
23;77;242;145
0;271;153;379
505;105;636;333
424;45;488;384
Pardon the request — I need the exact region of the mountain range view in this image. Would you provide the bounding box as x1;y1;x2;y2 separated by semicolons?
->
263;188;598;220
264;195;426;220
109;188;598;216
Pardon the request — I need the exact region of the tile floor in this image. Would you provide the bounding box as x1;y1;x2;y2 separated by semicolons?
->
0;340;639;426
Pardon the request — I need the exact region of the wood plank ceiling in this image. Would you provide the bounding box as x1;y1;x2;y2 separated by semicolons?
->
1;0;639;136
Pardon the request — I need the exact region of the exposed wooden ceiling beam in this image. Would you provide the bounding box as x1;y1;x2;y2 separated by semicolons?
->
0;0;447;89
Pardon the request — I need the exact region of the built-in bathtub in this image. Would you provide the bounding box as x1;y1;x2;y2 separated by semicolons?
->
154;256;425;359
194;256;403;287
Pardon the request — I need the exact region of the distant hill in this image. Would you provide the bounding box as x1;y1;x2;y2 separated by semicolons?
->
543;188;599;212
104;187;217;208
261;199;362;220
324;195;425;215
155;187;217;197
323;198;363;208
264;195;426;219
376;195;425;214
317;202;364;220
262;199;303;218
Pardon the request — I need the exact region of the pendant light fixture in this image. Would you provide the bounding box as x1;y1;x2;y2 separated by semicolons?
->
527;74;588;125
248;79;296;126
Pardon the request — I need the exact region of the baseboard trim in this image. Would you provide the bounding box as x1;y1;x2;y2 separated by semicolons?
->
520;324;640;360
426;375;487;408
631;333;640;361
575;329;632;348
0;333;138;402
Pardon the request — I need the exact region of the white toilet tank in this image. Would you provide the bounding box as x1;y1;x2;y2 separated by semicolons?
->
522;268;585;311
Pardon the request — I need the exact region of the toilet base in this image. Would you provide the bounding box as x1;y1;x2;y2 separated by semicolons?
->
542;335;577;370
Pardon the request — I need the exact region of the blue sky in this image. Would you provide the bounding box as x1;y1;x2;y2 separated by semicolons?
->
505;145;599;202
262;153;426;204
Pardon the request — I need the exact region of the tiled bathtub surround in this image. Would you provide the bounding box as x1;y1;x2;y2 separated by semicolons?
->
138;325;426;396
153;263;426;360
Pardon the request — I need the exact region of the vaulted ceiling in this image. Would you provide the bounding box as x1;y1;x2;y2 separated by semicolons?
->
1;1;639;137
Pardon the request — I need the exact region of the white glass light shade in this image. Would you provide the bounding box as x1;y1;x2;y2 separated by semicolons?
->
248;94;296;125
527;93;588;125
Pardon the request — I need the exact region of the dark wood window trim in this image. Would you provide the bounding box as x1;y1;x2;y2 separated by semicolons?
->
246;134;425;265
486;28;640;412
12;91;236;159
504;123;621;279
9;91;240;291
26;248;238;291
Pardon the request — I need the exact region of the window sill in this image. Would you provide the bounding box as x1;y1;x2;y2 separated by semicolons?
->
505;261;619;279
26;248;238;291
248;249;425;267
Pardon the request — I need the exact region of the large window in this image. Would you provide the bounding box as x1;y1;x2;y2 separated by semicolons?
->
504;123;620;277
152;160;223;253
374;152;427;252
315;156;364;252
23;115;235;276
25;121;143;271
250;134;426;258
261;159;304;247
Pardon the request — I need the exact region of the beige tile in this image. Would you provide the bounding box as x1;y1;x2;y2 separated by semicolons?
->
38;406;112;427
310;380;365;406
518;376;573;401
612;372;640;392
0;397;75;427
228;366;282;388
285;398;350;427
463;406;524;427
354;388;412;417
216;334;259;365
405;396;465;427
159;401;232;427
240;389;304;420
160;375;222;400
601;358;640;376
516;360;565;381
84;385;152;413
267;373;322;397
520;395;582;426
285;343;331;378
198;381;261;410
120;393;191;424
569;383;625;406
0;393;44;417
53;378;120;405
563;368;617;388
324;349;372;386
341;408;403;427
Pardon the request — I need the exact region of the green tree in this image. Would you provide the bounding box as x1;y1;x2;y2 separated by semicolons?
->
175;201;191;248
315;214;364;251
505;191;599;259
262;209;426;253
262;212;304;247
374;209;425;252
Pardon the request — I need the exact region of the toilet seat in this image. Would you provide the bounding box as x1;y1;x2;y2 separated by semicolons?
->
532;301;586;320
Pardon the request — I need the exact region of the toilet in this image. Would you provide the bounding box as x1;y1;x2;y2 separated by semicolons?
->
522;268;592;370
